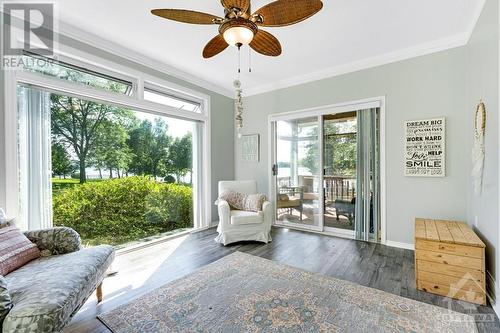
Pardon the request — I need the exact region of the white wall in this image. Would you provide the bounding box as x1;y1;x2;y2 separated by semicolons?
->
465;0;499;303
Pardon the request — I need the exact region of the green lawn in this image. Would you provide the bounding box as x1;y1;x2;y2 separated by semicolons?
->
52;178;103;195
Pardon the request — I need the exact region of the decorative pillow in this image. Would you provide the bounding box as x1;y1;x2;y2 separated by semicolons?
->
0;226;41;276
0;276;12;324
218;190;266;212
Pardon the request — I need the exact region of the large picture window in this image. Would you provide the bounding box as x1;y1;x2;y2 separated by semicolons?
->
17;85;199;247
9;52;210;249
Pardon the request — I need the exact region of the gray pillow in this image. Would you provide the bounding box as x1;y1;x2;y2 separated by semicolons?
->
0;276;12;324
218;190;266;212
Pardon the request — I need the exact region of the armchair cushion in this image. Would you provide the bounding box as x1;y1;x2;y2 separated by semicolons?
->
24;227;81;255
231;211;264;225
217;190;266;212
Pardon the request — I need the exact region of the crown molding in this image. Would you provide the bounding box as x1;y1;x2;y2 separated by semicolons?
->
55;21;234;99
243;32;469;97
464;0;487;43
243;0;486;97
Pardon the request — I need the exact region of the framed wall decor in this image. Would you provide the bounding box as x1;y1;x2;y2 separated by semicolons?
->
404;117;446;177
241;134;260;162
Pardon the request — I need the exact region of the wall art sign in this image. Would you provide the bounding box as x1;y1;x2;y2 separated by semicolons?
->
241;134;260;162
404;117;446;177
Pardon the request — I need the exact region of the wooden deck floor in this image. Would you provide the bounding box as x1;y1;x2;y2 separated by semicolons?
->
64;227;500;333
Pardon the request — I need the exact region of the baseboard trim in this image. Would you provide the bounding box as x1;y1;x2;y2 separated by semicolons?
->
273;223;356;241
385;240;415;250
192;224;218;232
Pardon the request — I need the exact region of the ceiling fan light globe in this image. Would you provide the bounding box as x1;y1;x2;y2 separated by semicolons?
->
223;26;254;46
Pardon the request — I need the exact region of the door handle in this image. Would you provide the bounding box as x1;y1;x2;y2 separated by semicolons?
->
272;164;278;176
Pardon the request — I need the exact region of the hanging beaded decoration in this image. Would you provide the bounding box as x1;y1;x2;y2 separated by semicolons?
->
234;79;243;138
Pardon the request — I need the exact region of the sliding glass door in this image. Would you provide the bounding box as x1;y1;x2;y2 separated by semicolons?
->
271;106;381;242
322;113;357;234
274;117;322;230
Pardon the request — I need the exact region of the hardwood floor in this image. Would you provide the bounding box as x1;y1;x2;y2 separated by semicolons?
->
65;227;500;333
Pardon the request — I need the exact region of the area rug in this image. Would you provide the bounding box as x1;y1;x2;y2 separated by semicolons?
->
98;252;477;333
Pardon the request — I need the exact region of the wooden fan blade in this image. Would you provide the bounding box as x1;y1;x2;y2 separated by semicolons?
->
253;0;323;27
151;9;222;25
221;0;250;13
250;30;282;57
203;35;229;58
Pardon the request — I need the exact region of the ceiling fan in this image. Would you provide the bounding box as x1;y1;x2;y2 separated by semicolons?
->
151;0;323;59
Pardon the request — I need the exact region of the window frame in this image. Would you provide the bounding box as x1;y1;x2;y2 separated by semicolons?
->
4;42;212;231
21;51;135;96
144;81;205;113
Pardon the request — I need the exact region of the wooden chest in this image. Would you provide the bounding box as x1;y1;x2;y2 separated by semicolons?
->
415;218;486;305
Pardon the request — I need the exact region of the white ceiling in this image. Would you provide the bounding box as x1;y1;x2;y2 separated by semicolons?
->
51;0;483;96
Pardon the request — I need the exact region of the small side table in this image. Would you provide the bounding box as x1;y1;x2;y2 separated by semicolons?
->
415;218;486;305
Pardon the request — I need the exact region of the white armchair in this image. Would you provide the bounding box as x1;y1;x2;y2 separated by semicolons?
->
215;181;273;246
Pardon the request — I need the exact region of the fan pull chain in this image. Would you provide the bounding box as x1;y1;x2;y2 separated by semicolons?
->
248;47;252;73
237;44;241;74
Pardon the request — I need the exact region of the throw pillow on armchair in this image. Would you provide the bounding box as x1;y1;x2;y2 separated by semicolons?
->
217;190;266;212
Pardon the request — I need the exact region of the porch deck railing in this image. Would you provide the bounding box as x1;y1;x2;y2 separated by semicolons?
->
324;176;356;202
277;175;356;203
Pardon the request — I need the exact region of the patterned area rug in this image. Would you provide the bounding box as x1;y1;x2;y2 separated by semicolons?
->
98;252;477;333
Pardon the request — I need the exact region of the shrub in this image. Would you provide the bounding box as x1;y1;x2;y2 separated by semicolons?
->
52;177;193;246
146;185;192;225
163;175;176;183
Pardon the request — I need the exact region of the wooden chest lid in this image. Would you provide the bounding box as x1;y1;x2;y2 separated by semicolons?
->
415;218;485;248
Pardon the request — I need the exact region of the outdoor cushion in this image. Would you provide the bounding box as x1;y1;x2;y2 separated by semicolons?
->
278;197;301;208
230;210;264;225
0;275;12;325
3;245;114;333
0;226;40;275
